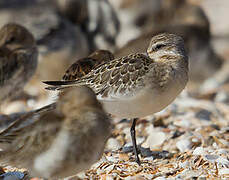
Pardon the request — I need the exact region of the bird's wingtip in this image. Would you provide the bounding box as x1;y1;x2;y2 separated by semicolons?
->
42;80;61;85
44;86;58;91
43;80;76;86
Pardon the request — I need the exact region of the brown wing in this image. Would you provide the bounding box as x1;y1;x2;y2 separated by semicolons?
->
62;50;114;81
0;109;63;159
45;53;152;100
62;57;97;80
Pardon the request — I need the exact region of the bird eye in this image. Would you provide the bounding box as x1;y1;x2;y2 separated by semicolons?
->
5;36;16;44
154;44;165;50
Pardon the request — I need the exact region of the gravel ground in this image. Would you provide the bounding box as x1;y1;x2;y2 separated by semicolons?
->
0;0;228;179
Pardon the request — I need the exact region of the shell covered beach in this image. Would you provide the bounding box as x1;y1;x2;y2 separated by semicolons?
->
0;0;228;179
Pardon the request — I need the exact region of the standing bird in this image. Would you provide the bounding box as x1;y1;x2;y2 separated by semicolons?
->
44;33;189;165
63;49;114;80
0;86;111;179
0;23;38;102
114;24;222;85
0;1;89;80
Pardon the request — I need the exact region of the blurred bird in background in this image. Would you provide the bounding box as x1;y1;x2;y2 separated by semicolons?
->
0;86;111;179
0;23;38;103
0;0;89;80
0;0;120;81
55;0;120;51
63;49;114;81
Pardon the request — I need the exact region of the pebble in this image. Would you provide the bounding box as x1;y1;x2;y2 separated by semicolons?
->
119;153;129;161
193;147;206;155
173;118;192;128
144;131;166;149
145;124;154;135
204;154;219;162
179;160;190;168
154;177;167;180
218;168;229;175
216;157;229;167
215;91;229;102
143;156;154;162
138;147;152;157
0;172;24;180
106;138;122;151
195;109;212;121
176;139;192;152
217;149;229;155
104;155;119;163
122;143;133;152
136;136;145;144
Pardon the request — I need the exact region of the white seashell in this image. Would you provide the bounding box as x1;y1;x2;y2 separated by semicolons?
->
193;147;206;155
176;139;192;152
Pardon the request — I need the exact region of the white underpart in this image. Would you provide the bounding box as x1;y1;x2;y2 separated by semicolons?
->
97;59;187;119
34;130;70;178
99;80;185;118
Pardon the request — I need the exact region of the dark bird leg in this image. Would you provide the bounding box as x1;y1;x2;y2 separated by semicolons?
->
130;118;140;165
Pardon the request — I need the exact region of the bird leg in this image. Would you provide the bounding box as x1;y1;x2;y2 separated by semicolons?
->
130;118;141;165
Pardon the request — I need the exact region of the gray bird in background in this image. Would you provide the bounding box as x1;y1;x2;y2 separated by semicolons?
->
0;23;38;103
0;0;89;80
0;86;111;179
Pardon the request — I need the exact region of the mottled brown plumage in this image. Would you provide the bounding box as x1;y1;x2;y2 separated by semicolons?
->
0;23;38;102
115;24;222;84
44;33;189;164
62;49;114;80
0;86;110;179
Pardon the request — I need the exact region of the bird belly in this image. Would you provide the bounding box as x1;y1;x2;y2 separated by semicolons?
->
101;82;185;118
32;130;71;178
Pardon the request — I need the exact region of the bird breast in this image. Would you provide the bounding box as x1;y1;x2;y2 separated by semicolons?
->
100;67;187;118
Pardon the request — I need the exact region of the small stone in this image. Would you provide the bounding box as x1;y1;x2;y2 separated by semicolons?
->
179;160;190;168
143;156;154;162
216;157;229;167
121;145;133;153
136;136;145;144
200;78;219;92
139;147;152;157
195;109;212;121
105;155;119;163
141;174;154;179
193;147;206;155
119;153;129;161
204;154;219;162
145;124;154;135
174;118;191;128
219;168;229;175
171;130;185;139
176;139;192;152
217;149;229;155
150;150;171;159
144;131;166;149
0;172;24;180
106;138;121;151
215;91;229;103
154;177;167;180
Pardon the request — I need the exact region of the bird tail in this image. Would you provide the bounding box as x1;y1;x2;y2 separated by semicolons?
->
43;80;82;91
